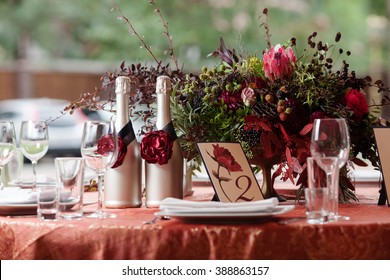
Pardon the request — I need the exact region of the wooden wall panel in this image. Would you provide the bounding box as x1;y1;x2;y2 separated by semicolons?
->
0;70;17;100
0;70;102;101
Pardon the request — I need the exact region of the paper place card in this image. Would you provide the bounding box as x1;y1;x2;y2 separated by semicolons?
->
196;142;264;203
373;127;390;206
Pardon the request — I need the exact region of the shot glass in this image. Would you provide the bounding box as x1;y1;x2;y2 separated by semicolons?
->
37;184;59;221
55;157;85;220
304;188;329;224
306;156;339;221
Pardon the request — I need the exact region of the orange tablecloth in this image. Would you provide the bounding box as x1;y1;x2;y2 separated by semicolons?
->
1;186;390;260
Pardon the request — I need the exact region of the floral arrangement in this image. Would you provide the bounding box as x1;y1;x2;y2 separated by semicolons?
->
63;3;389;202
171;8;389;202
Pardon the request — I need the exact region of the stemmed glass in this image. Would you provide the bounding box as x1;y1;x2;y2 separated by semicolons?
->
310;118;350;221
0;121;17;190
20;120;49;190
80;121;118;219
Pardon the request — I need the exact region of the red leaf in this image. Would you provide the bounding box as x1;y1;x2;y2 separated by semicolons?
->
286;146;292;167
278;123;290;140
258;121;272;131
300;123;313;135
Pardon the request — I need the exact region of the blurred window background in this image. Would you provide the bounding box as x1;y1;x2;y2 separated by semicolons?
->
0;0;389;110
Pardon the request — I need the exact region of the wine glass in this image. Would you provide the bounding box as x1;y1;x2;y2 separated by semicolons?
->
0;121;17;190
20;120;49;190
310;118;350;221
81;121;118;218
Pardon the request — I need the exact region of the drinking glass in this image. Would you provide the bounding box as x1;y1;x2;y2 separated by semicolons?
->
0;121;17;190
81;121;118;218
19;120;49;190
310;118;350;221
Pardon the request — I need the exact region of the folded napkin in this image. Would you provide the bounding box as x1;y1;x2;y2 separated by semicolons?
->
0;187;37;204
159;197;279;213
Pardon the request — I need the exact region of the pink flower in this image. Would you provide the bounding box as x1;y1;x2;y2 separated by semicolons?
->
263;44;296;82
241;87;256;107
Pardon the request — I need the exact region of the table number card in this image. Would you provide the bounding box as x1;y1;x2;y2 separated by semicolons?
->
196;142;264;202
373;127;390;206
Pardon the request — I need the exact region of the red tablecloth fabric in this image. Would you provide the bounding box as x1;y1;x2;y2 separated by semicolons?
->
1;186;389;260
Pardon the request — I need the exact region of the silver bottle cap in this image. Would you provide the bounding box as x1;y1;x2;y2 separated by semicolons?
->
115;76;131;94
156;75;172;95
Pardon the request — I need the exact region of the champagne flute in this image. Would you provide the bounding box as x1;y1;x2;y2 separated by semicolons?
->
20;120;49;190
310;118;350;221
81;121;118;218
0;121;17;190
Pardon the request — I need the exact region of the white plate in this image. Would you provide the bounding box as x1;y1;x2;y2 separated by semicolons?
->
0;200;96;216
155;205;295;223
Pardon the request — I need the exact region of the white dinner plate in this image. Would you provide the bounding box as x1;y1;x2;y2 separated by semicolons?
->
0;200;96;216
7;181;56;189
155;205;295;223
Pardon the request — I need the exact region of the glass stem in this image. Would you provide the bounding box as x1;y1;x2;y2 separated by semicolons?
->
0;166;4;190
32;160;37;191
96;173;104;215
326;172;338;217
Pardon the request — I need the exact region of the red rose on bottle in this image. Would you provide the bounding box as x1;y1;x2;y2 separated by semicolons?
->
345;89;369;119
140;130;173;165
212;144;242;173
96;134;116;156
111;136;125;168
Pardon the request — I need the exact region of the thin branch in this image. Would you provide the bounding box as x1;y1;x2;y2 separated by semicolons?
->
111;0;161;67
260;8;271;49
150;0;180;71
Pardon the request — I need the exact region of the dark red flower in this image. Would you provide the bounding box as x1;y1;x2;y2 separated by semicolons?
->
345;89;369;119
212;144;242;172
140;130;173;165
112;137;125;168
309;111;327;123
96;134;116;156
219;91;242;111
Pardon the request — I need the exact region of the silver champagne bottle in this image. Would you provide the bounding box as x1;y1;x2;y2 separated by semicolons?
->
145;75;183;207
104;76;142;208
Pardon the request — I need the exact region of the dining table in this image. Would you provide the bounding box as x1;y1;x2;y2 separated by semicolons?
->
0;180;389;260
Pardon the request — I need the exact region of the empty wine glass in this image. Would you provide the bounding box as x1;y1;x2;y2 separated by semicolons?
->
20;120;49;190
0;121;17;190
81;121;118;219
310;118;350;221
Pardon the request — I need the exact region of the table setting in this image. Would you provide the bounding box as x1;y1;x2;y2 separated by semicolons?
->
1;4;390;260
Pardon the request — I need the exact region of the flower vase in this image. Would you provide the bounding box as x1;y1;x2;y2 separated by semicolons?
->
183;158;194;196
249;147;286;202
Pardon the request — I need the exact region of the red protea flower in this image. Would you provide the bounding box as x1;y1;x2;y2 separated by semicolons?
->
263;44;296;82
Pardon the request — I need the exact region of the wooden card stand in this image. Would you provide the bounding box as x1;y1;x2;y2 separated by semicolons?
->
373;127;390;206
196;142;264;203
